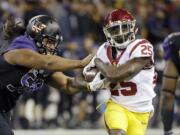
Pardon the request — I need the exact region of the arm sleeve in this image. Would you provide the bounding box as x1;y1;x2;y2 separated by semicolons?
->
6;36;38;52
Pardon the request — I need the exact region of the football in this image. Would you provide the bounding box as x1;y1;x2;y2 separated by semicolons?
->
84;68;98;82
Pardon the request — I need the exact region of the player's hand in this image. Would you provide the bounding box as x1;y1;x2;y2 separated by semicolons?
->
88;72;110;91
80;53;95;68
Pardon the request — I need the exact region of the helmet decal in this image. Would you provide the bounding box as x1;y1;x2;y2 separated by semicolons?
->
32;24;46;33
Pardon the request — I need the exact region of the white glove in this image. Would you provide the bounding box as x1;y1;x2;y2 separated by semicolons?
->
88;72;110;91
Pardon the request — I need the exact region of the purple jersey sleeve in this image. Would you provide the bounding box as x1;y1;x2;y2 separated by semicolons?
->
163;36;171;60
6;35;38;52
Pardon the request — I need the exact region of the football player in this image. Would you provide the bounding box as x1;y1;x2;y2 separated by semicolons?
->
0;15;100;135
160;32;180;135
84;9;157;135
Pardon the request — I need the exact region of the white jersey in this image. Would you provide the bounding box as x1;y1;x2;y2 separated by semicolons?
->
95;39;156;113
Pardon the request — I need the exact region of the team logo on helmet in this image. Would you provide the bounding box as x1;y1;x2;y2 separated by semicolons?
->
32;24;46;33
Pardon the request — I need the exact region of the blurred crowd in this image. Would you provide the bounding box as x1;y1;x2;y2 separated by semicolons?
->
0;0;180;130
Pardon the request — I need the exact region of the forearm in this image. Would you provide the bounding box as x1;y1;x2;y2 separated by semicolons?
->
111;61;144;82
48;72;90;94
160;61;178;132
44;55;83;71
95;58;128;82
6;49;84;72
161;91;175;131
95;58;145;83
107;66;140;83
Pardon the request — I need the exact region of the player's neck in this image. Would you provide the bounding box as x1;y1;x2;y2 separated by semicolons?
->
112;47;117;59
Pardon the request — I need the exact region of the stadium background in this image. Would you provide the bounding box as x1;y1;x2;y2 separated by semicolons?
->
0;0;180;134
